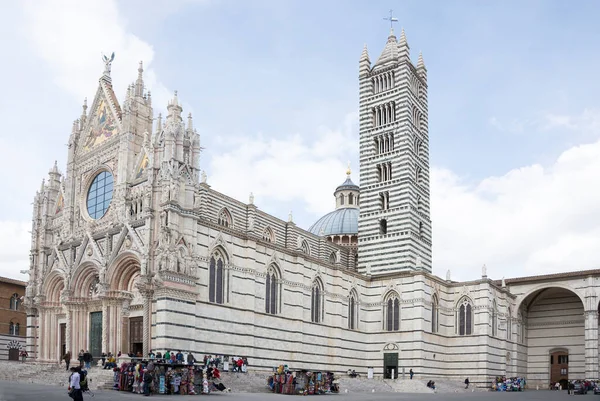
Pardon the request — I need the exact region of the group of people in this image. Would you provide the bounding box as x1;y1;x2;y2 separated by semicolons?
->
60;350;92;371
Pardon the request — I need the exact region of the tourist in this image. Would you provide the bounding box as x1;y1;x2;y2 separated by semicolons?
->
78;350;84;368
187;352;196;365
101;352;107;366
410;369;414;379
83;350;92;369
68;366;83;401
63;350;71;371
20;349;28;363
176;350;184;363
464;378;470;389
148;350;155;360
164;350;171;362
155;351;162;360
170;351;177;364
104;353;116;369
142;368;153;397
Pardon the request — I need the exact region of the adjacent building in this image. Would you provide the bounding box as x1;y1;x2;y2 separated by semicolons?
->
0;276;26;360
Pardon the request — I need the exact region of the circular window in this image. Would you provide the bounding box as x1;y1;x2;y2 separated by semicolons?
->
86;171;114;219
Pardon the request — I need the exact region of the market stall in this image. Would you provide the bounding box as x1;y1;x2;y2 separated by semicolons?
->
269;365;339;395
492;376;526;391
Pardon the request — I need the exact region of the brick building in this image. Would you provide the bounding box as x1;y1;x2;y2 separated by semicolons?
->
0;276;26;360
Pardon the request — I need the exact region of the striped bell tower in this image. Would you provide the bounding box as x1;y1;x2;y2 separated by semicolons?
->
357;27;432;275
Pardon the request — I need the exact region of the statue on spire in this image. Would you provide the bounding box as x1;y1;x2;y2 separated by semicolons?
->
102;52;115;76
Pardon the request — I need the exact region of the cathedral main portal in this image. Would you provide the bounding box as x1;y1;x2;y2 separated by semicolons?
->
89;312;102;359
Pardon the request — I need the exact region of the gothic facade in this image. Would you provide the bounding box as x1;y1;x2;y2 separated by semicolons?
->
23;29;600;387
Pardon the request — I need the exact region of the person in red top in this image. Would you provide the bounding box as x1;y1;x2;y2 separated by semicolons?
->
236;358;243;372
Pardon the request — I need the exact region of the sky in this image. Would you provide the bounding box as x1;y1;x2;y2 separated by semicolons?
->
1;0;600;283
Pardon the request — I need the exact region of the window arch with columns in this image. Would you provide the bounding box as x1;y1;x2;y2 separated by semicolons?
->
209;248;228;304
217;207;233;228
9;293;19;310
457;296;474;335
348;289;359;330
265;264;281;315
383;291;401;331
311;278;324;323
431;293;439;333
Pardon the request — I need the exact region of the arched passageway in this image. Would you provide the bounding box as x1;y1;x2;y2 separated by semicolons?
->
517;286;592;387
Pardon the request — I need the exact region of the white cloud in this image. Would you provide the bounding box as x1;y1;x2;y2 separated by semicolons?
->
490;109;600;135
0;221;31;281
431;138;600;281
20;0;171;110
208;112;359;218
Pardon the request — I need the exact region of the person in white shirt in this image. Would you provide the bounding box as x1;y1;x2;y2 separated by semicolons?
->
68;367;83;401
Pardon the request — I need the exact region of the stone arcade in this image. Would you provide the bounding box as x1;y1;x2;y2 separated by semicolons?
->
24;28;600;387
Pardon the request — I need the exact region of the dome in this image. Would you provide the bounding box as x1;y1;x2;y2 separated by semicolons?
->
308;208;358;236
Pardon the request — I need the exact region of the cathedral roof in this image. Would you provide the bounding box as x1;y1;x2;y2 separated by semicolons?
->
308;208;358;237
335;176;359;193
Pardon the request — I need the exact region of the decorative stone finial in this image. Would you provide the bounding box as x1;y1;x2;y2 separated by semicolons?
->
156;113;162;133
288;211;293;223
446;270;451;281
249;192;254;205
201;170;207;184
346;161;351;177
502;277;506;288
482;264;487;278
82;98;87;113
187;113;193;131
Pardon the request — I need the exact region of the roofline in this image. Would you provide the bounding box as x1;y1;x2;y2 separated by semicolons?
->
0;276;27;287
493;269;600;286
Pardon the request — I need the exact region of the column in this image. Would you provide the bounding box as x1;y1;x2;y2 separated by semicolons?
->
65;307;72;354
121;299;130;355
101;301;108;355
142;291;153;356
585;310;599;379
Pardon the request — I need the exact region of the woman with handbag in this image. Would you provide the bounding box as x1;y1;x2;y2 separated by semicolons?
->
68;367;84;401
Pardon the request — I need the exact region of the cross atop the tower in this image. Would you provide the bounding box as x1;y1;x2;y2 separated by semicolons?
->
383;9;398;30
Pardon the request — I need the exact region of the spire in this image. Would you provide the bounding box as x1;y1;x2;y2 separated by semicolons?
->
417;51;425;69
187;113;193;131
166;91;183;122
398;28;409;61
156;113;163;133
417;51;427;81
147;90;152;106
359;44;371;76
346;161;351;177
135;61;144;97
374;29;399;69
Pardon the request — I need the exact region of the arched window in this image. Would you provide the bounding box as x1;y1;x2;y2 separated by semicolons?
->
311;279;323;323
10;293;19;310
348;193;354;205
209;249;227;304
507;307;512;340
328;252;337;264
492;300;498;337
217;208;232;228
265;265;279;315
348;289;359;330
262;227;275;243
340;195;345;205
9;322;19;336
384;292;400;331
300;240;310;255
457;297;473;335
431;294;439;333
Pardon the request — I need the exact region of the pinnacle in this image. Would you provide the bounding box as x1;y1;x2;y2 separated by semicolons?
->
417;51;426;69
399;28;408;47
360;44;370;63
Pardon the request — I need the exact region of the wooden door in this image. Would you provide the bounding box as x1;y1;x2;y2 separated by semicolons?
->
129;317;143;355
550;351;568;385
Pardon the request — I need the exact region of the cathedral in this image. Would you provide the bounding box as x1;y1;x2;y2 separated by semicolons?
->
24;28;600;388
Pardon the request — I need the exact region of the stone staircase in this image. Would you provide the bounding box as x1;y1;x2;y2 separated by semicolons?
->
0;360;115;390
